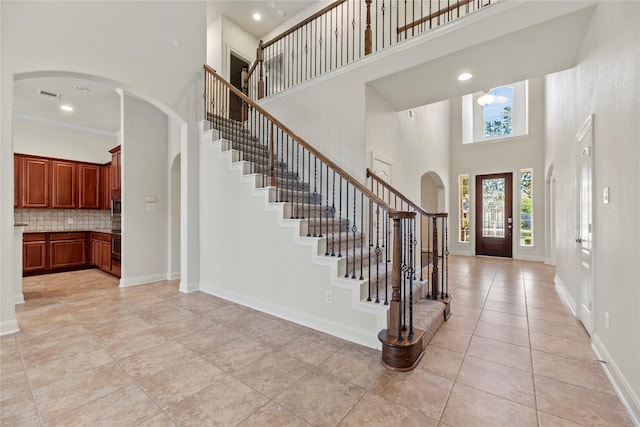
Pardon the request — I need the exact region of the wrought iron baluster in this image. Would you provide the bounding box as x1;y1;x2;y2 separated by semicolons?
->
318;161;323;238
359;192;364;281
408;218;415;341
375;204;381;304
351;187;357;279
336;176;343;257
330;170;336;256
343;182;349;276
385;211;389;305
367;199;373;302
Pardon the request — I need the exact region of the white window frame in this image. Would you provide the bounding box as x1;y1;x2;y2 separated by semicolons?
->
462;80;529;144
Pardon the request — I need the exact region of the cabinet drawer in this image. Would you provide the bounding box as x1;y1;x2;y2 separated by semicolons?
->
50;232;86;241
24;233;47;242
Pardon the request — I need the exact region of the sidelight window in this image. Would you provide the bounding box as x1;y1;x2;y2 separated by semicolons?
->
520;169;533;246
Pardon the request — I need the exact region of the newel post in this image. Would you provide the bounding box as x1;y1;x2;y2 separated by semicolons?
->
365;0;373;55
388;215;402;339
257;40;265;99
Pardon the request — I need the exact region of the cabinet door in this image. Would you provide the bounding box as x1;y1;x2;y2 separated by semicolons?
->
100;239;111;271
22;157;49;208
23;241;47;272
51;160;77;208
78;163;101;209
92;237;101;266
50;236;86;269
110;146;121;193
14;155;22;207
101;165;111;210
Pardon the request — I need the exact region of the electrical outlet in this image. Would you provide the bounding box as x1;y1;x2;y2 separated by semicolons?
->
325;290;332;304
605;312;610;330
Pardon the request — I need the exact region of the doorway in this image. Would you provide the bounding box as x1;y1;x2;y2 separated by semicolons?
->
475;173;513;257
576;115;594;335
229;53;249;121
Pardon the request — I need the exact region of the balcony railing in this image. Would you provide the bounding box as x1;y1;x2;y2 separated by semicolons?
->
244;0;498;100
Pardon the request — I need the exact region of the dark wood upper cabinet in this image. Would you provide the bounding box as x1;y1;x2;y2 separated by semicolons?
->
78;163;101;209
101;164;111;210
51;160;77;209
22;157;49;208
110;146;121;195
14;155;21;208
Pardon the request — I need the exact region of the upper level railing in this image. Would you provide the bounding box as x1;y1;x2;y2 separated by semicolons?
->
205;65;426;369
243;0;497;100
367;168;449;305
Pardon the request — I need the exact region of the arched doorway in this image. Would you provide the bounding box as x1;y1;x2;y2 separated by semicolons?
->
420;171;446;263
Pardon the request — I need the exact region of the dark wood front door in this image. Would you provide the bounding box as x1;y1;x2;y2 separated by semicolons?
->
475;173;513;258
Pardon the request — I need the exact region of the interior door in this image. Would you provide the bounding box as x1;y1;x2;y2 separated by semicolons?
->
475;173;513;257
577;116;594;335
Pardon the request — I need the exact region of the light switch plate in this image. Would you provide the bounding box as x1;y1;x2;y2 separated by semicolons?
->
603;187;609;204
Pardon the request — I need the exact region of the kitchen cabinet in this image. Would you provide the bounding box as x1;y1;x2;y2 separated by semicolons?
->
14;156;21;207
23;233;47;273
91;232;112;273
101;164;111;210
110;145;121;196
78;163;101;209
51;160;77;208
21;156;49;208
49;232;87;270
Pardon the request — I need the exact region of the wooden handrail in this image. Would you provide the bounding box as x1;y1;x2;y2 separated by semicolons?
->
262;0;349;49
397;0;474;34
205;65;413;220
367;168;446;218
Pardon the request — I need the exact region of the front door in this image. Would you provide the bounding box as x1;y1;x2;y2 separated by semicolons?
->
475;173;513;257
577;116;594;335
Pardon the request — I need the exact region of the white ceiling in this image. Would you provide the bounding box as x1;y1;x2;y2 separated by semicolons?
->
207;0;318;39
13;76;121;135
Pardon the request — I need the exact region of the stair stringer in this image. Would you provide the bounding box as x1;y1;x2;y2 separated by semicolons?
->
198;131;388;349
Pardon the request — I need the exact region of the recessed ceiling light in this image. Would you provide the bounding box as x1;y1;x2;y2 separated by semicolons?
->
60;104;74;112
252;12;262;21
458;72;473;81
74;85;90;93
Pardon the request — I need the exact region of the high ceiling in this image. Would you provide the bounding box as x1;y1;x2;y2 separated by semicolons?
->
207;0;318;39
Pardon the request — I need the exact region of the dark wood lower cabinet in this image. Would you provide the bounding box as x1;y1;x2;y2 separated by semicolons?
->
50;232;86;269
23;233;47;273
23;231;120;278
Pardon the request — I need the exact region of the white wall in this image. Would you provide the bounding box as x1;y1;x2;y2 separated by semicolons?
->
545;2;640;421
121;95;169;286
207;17;223;73
199;136;386;348
448;77;545;261
365;86;450;210
1;1;206;334
13;118;116;164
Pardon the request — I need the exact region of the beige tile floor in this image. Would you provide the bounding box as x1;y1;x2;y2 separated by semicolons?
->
1;256;634;426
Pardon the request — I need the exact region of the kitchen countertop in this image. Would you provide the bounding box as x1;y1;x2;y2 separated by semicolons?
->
24;229;120;235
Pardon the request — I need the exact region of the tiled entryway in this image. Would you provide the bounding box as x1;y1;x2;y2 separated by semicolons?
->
1;257;634;426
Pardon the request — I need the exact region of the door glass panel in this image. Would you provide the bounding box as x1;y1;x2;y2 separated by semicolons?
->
482;178;506;237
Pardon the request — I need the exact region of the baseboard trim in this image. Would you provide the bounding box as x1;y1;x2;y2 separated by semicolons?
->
200;281;381;349
14;293;25;305
179;281;200;293
515;254;544;262
591;333;640;426
0;319;19;336
120;273;168;287
554;274;577;316
168;271;180;280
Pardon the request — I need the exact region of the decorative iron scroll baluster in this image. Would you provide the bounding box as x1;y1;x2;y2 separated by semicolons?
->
337;175;342;257
408;218;414;341
375;204;381;304
343;182;348;275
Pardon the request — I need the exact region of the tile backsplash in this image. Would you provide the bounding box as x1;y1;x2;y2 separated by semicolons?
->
15;209;111;232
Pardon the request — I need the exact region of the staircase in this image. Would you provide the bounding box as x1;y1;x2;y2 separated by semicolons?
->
199;101;447;365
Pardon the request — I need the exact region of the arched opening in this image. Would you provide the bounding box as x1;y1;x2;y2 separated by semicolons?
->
420;171;446;264
12;70;186;292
